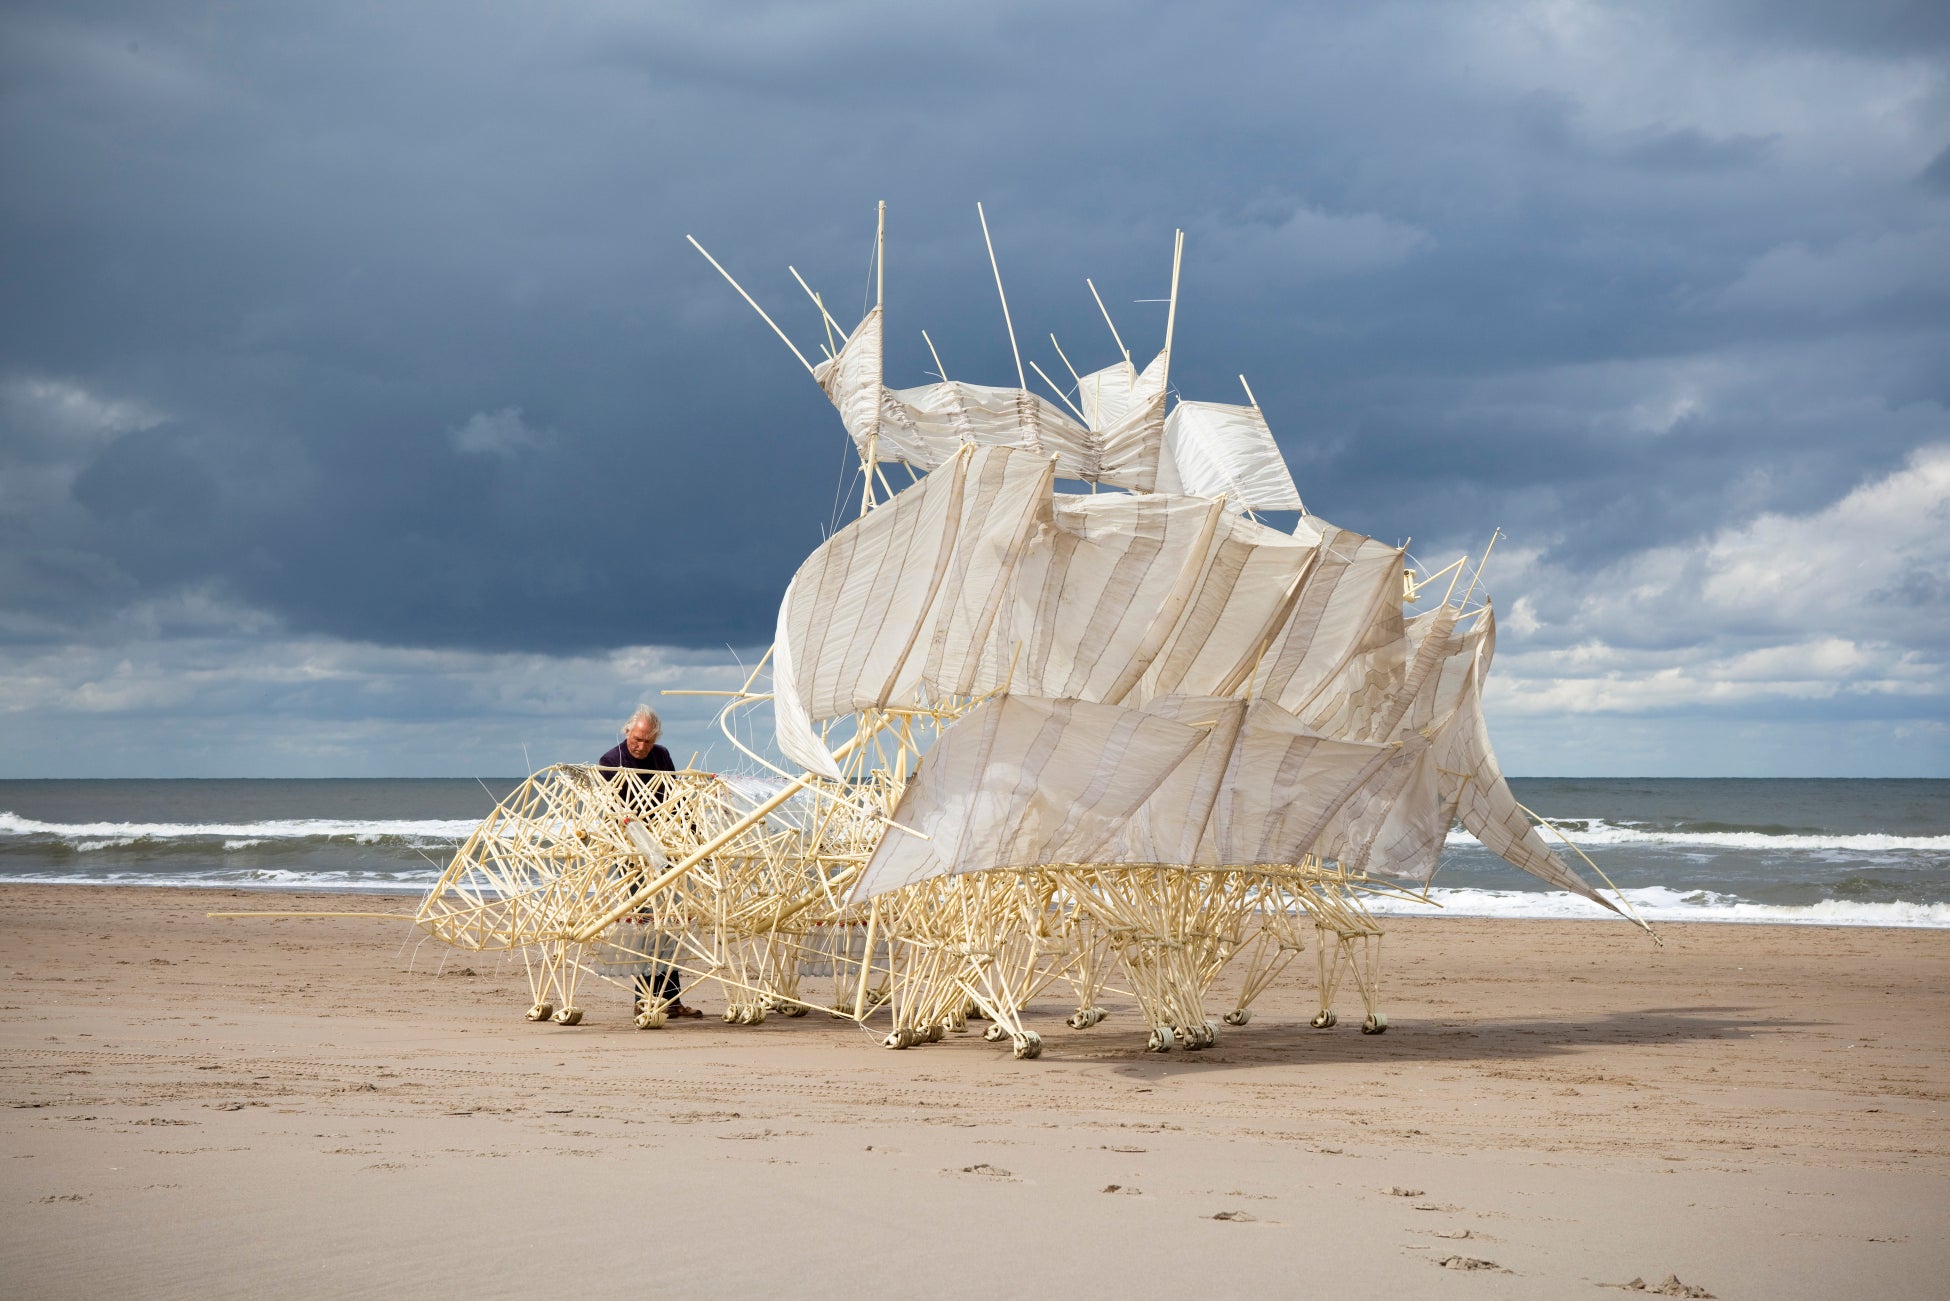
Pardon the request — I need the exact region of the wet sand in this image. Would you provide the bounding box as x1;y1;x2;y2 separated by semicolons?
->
2;885;1945;1298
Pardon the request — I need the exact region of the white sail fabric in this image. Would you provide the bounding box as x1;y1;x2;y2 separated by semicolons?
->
1131;513;1319;704
1253;524;1406;719
1432;644;1618;911
852;694;1207;901
1154;401;1303;513
981;492;1230;704
1316;740;1447;882
811;311;1170;491
773;446;1054;777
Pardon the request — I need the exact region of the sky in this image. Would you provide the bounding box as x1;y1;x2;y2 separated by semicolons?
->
1;1;1946;779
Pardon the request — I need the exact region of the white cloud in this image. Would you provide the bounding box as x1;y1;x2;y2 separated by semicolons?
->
1484;445;1949;729
448;406;551;457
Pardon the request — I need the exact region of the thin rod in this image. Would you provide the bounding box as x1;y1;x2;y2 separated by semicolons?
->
686;235;814;375
788;264;850;349
1162;229;1184;371
1459;528;1502;610
1087;277;1130;363
1050;333;1082;385
875;200;885;310
976;201;1026;390
1238;373;1259;409
922;329;948;381
1028;360;1088;424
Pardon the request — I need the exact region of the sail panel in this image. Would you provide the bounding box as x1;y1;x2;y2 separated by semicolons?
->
1154;400;1303;512
850;694;1207;901
772;446;1054;777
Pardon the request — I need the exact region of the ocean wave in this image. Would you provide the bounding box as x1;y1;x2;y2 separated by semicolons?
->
0;868;440;893
1366;884;1950;928
0;811;477;847
1447;820;1950;853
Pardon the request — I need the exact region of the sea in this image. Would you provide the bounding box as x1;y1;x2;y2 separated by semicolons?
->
1;777;1946;928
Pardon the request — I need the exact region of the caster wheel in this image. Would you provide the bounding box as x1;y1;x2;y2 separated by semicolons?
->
1147;1025;1175;1053
525;1002;554;1022
1223;1008;1251;1026
1011;1031;1042;1060
551;1006;582;1026
982;1023;1008;1043
1361;1013;1388;1035
883;1026;917;1050
1310;1010;1338;1029
634;1010;667;1029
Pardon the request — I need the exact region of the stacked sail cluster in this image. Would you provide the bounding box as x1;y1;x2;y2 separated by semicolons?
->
776;306;1611;913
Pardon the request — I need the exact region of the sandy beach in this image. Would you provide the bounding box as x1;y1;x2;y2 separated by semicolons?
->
2;885;1944;1298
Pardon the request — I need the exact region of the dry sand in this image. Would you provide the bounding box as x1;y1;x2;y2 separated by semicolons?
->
2;885;1945;1299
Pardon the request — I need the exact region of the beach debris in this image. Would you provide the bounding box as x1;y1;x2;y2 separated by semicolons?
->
1101;1184;1141;1195
1606;1277;1715;1298
1385;1186;1426;1197
1437;1256;1502;1271
1211;1210;1256;1222
961;1163;1012;1177
1434;1229;1472;1239
410;205;1647;1062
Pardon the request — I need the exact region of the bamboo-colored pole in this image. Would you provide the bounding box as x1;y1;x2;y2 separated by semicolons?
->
1028;360;1088;424
788;265;850;350
976;202;1025;391
1086;278;1130;364
686;235;814;375
922;329;948;381
1050;334;1082;387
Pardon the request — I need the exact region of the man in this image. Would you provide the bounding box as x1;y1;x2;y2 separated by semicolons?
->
596;706;703;1019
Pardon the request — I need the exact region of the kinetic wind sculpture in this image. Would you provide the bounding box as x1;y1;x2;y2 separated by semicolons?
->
418;203;1644;1058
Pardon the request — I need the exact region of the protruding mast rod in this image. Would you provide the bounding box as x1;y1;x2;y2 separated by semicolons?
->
788;264;850;351
1086;277;1130;364
1050;333;1082;386
688;235;815;375
1238;373;1259;409
1460;528;1503;610
875;200;886;310
1163;229;1184;354
922;329;948;382
976;201;1025;391
1028;360;1088;424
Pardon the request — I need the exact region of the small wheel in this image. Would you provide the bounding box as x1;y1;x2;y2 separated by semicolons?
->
1310;1010;1338;1029
1361;1013;1388;1035
551;1006;582;1026
634;1010;667;1030
525;1002;554;1022
1012;1031;1042;1060
1147;1025;1175;1053
982;1023;1008;1043
883;1026;917;1050
1222;1008;1251;1027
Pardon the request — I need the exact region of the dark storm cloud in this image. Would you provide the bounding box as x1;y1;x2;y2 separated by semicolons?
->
1;0;1946;667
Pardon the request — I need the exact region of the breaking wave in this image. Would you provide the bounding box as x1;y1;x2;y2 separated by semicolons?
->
1366;884;1950;928
0;811;477;852
1447;821;1950;853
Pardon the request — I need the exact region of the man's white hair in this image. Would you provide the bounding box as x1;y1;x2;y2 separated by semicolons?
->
624;704;662;741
